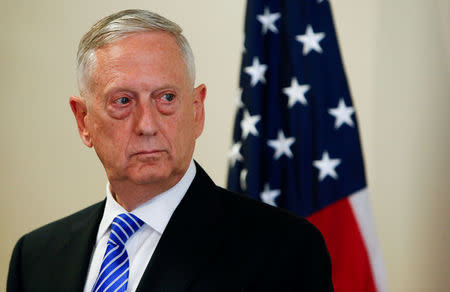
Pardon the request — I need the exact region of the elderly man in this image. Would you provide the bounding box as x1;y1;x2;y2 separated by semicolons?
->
7;9;333;292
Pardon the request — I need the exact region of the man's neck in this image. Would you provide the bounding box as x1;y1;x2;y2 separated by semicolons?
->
110;182;175;212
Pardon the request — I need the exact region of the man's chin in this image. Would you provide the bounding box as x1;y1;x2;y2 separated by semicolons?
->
118;160;186;189
127;166;178;187
128;171;169;185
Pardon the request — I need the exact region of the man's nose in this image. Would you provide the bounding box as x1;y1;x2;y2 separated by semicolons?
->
134;101;159;136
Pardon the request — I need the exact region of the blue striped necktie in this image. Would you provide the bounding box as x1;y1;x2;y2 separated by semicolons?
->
92;213;145;292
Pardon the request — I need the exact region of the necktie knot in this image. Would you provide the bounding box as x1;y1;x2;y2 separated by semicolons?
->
108;213;145;247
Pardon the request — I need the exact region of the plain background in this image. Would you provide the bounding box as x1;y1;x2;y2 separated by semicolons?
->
1;0;449;291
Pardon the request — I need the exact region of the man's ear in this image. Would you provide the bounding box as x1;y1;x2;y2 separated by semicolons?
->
69;96;93;147
193;84;207;138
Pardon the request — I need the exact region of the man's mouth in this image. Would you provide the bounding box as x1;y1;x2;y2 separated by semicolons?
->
131;150;166;159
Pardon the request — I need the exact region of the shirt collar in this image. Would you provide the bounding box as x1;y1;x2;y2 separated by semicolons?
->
96;160;196;241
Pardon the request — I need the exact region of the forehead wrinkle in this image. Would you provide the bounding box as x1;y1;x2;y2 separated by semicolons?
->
98;60;184;94
83;31;194;97
91;61;122;97
91;32;192;98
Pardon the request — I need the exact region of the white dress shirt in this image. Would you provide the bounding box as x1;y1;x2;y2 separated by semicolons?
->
83;161;196;292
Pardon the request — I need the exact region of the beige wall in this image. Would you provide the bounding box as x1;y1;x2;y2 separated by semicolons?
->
1;0;448;291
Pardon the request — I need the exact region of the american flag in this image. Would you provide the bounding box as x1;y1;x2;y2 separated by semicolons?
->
227;0;386;291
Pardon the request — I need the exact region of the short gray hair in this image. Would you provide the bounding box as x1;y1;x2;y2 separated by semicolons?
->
76;9;195;95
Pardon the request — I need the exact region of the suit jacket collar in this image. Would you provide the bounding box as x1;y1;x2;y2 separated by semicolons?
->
136;162;228;291
53;201;105;291
48;162;224;291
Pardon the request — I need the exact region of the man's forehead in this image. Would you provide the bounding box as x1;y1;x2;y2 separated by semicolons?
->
88;31;191;95
96;31;181;61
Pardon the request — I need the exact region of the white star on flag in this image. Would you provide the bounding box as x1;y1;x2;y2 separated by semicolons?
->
267;130;296;160
283;77;311;107
228;142;243;167
328;98;355;129
257;7;281;35
296;25;326;55
260;183;281;206
240;168;248;191
240;110;261;139
313;151;342;181
244;57;268;87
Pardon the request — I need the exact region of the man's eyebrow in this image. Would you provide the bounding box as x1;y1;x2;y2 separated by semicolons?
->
102;84;182;97
151;85;182;94
101;87;136;98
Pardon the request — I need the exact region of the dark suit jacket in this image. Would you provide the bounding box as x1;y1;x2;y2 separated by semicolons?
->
8;164;333;291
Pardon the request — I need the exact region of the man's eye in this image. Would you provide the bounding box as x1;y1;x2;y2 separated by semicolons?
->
162;93;175;102
115;97;130;105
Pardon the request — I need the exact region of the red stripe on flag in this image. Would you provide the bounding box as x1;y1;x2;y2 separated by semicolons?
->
307;197;377;292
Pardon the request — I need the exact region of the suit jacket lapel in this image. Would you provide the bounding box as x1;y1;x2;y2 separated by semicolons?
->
136;164;228;292
52;201;105;291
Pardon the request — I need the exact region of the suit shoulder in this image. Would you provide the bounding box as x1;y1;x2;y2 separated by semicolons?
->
19;201;104;246
213;186;333;290
215;186;319;235
194;164;318;236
